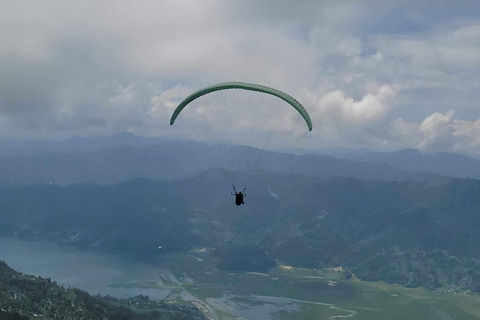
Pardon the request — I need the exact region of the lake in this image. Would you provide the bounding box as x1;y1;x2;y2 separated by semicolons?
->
0;237;170;300
2;237;480;320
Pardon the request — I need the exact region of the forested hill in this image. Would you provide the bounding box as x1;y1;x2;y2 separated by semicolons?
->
0;261;205;320
1;168;480;291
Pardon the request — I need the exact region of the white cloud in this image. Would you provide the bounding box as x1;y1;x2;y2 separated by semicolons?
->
0;0;480;155
295;84;396;148
389;110;480;155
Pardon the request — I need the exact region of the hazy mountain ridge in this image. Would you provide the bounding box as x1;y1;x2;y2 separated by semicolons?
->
0;138;439;187
291;147;480;180
1;168;479;291
0;132;175;157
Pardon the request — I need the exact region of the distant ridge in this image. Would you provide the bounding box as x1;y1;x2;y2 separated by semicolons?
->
2;133;478;181
285;147;480;179
0;136;440;186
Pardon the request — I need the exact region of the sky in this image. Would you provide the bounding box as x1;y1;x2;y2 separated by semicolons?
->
1;0;480;154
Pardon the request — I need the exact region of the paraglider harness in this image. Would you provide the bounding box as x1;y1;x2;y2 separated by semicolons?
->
231;186;246;206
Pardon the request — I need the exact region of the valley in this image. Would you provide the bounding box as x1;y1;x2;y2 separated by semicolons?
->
2;237;480;320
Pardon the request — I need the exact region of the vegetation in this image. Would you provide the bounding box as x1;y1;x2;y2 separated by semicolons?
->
2;168;480;291
214;244;277;272
0;261;206;320
147;251;480;320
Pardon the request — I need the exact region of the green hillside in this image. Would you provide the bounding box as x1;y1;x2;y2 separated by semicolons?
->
0;261;205;320
1;168;480;291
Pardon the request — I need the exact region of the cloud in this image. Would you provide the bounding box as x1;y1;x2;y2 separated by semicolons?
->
294;84;395;148
0;0;480;155
370;21;480;115
389;110;480;155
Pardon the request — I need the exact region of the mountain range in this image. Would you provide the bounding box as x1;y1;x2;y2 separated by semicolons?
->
2;133;480;292
0;134;453;187
1;167;480;292
284;147;480;180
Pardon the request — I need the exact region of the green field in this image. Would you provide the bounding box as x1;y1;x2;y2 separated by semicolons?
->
111;250;480;320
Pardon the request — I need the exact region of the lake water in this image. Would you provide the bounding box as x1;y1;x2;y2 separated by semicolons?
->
2;237;474;320
0;237;170;300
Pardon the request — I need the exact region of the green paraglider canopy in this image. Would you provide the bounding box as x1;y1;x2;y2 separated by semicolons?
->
169;82;313;131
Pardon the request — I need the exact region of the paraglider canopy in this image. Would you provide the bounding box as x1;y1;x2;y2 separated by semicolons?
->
169;82;312;131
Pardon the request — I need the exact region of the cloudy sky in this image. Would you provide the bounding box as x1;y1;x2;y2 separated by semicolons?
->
1;0;480;154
